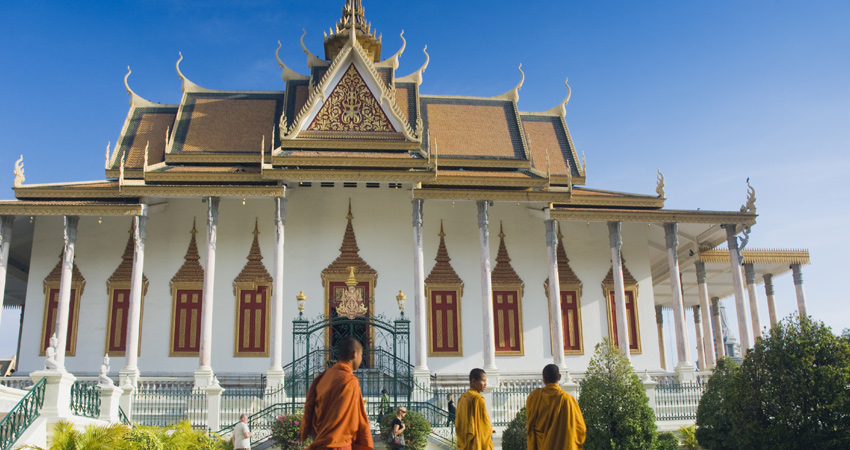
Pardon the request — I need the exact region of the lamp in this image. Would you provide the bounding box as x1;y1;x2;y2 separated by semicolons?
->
396;290;406;316
296;291;307;317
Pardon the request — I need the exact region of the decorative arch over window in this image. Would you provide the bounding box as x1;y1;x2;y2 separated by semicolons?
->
105;223;149;356
233;220;273;357
41;250;86;356
169;220;204;357
491;224;524;356
602;256;641;353
543;224;584;355
425;222;464;356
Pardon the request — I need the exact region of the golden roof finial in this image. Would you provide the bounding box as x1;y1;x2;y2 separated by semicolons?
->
252;218;260;238
438;220;445;239
190;217;197;238
347;199;353;221
498;221;505;240
346;266;358;286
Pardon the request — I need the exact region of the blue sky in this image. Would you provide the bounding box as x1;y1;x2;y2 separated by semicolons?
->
1;1;848;363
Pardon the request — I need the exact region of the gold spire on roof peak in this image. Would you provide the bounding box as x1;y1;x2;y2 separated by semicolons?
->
325;0;382;62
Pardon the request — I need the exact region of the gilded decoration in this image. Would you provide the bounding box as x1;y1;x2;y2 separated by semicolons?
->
491;223;525;356
232;220;272;357
700;248;809;266
335;267;368;319
543;224;584;355
425;222;464;357
601;257;641;354
41;250;86;356
169;220;205;357
307;64;396;134
105;223;149;356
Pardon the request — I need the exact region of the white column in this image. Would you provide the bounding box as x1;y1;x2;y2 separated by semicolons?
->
791;264;808;318
763;274;778;327
197;197;219;387
544;218;567;372
695;262;716;368
663;223;692;377
122;214;147;384
710;297;725;358
412;199;429;377
724;224;751;351
607;221;630;359
268;197;286;387
55;216;79;367
693;307;705;370
0;216;13;331
655;306;666;371
477;201;497;373
743;263;763;340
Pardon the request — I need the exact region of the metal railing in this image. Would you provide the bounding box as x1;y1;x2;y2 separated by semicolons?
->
217;402;301;446
0;377;46;450
491;379;543;426
132;378;206;428
219;384;286;427
118;406;132;427
69;380;101;419
655;381;705;421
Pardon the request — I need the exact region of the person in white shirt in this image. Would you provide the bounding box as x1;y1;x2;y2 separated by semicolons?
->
233;414;252;450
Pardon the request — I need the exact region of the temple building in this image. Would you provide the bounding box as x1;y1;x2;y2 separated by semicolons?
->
0;0;811;392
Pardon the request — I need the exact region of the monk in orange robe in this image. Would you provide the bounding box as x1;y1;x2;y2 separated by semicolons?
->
526;364;586;450
455;368;493;450
300;337;373;450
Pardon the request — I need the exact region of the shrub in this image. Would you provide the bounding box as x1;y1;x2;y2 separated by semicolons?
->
271;412;311;450
578;339;657;450
694;356;739;450
678;425;698;450
729;316;850;450
655;432;678;450
501;407;527;450
378;410;432;450
25;420;227;450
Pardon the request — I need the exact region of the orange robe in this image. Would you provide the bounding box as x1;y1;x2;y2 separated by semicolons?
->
455;388;493;450
300;361;373;450
526;383;586;450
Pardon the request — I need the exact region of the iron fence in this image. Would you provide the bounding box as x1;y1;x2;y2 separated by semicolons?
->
0;377;45;450
655;382;705;421
132;378;206;428
69;380;101;419
491;379;543;426
217;402;301;446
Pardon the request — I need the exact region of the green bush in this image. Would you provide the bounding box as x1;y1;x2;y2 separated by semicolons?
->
501;407;527;450
695;357;739;450
578;339;657;450
729;316;850;450
378;410;432;450
24;420;227;450
655;432;678;450
271;412;311;450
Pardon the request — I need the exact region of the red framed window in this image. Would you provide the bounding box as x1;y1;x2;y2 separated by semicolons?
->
106;289;130;354
236;286;269;355
42;288;78;354
429;290;460;354
172;289;203;354
608;290;640;352
560;290;582;353
493;290;522;353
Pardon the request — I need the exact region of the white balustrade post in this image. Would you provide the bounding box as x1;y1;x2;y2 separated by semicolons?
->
763;274;778;327
476;201;499;379
544;218;567;372
711;297;726;358
55;216;79;367
99;385;124;423
695;261;716;368
412;199;430;382
122;213;147;385
29;369;76;420
0;216;13;332
655;306;666;371
206;381;225;432
641;372;658;412
743;263;763;340
268;197;286;388
197;197;219;388
724;224;751;351
607;222;630;359
663;223;693;381
791;264;808;319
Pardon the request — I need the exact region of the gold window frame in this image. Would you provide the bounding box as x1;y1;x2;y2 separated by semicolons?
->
602;285;642;354
425;283;464;357
169;282;204;357
546;284;584;355
233;281;272;357
492;283;525;356
104;280;148;357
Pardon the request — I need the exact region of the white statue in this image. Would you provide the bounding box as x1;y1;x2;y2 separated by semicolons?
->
98;353;114;387
44;334;61;370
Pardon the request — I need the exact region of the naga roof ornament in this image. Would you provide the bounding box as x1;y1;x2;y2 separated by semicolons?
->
532;78;572;117
396;45;429;86
275;41;309;81
123;67;158;107
13;156;24;187
301;29;329;69
741;180;757;214
175;52;214;93
656;170;665;198
376;30;405;69
491;64;524;102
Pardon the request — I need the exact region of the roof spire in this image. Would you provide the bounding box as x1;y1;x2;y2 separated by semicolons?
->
325;0;382;62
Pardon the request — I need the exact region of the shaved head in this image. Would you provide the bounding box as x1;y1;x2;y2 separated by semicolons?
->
339;337;363;361
469;368;486;383
542;364;561;384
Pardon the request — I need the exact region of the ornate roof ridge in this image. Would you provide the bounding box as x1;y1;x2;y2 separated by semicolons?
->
491;222;523;286
602;255;637;286
234;219;273;284
425;221;463;285
170;219;204;285
323;201;377;276
107;222;149;286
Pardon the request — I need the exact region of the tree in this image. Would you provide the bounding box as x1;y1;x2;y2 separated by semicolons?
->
695;356;739;450
501;407;527;450
578;339;657;450
729;316;850;450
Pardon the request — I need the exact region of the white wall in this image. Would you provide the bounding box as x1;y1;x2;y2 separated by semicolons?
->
17;187;661;376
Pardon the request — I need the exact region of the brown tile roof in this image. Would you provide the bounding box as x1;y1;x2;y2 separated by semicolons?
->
174;93;283;154
521;117;576;176
395;86;410;122
421;97;526;160
571;187;656;199
292;84;309;123
155;165;260;173
125;112;174;169
283;150;415;159
436;170;536;179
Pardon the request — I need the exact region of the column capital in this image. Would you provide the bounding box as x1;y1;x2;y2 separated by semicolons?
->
476;200;489;229
724;223;739;246
274;197;287;227
655;305;664;324
64;215;80;244
744;263;756;284
791;264;804;285
544;219;557;248
133;216;147;247
763;273;774;295
693;305;701;323
695;260;707;284
663;222;678;249
607;221;621;249
0;216;13;244
411;198;424;227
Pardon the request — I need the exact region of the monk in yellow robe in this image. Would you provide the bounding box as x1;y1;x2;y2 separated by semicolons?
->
455;368;493;450
526;364;586;450
300;337;373;450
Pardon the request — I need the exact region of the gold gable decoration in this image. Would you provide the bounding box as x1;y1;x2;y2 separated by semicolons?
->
307;64;396;134
232;220;273;289
170;219;204;289
425;222;464;288
322;201;377;280
491;223;524;287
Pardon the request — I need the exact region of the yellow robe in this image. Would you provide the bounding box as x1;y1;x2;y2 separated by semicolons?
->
455;388;493;450
300;361;373;450
526;383;586;450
